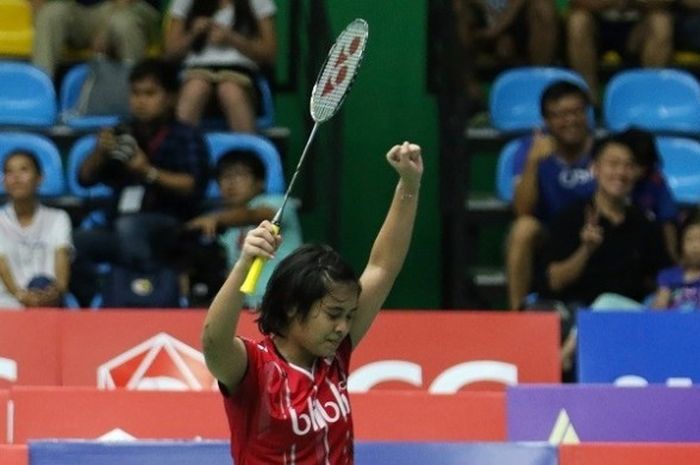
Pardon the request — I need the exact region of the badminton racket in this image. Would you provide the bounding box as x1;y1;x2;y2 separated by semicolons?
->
241;18;369;294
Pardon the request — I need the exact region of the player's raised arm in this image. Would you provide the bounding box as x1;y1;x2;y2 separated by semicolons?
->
202;221;281;391
350;142;423;347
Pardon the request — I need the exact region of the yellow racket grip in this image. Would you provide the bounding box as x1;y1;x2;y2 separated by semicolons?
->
240;223;280;295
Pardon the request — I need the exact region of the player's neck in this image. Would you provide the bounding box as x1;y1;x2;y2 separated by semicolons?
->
272;336;315;371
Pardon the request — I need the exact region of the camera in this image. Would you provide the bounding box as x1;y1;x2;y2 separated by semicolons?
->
109;124;137;163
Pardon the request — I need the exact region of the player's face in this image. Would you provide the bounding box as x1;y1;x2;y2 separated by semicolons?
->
289;281;359;360
683;224;700;268
593;142;637;200
2;154;41;201
544;95;590;148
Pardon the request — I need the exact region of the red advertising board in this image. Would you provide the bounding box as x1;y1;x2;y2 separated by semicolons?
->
0;311;61;388
0;445;27;465
352;390;506;440
350;311;560;390
560;443;700;465
10;387;229;443
0;390;8;444
1;310;560;391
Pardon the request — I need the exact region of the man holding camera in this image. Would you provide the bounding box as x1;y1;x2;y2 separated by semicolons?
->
71;58;210;307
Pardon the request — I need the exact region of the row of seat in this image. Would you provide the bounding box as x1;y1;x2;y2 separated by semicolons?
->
0;60;276;130
0;131;286;199
490;67;700;134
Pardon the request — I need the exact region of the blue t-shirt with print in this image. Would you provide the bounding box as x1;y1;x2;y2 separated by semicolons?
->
657;266;700;311
512;136;595;223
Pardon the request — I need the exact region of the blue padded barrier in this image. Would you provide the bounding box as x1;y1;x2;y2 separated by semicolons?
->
29;440;557;465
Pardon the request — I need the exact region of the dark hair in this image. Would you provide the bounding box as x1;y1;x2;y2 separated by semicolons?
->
617;127;660;173
187;0;260;52
590;133;634;161
2;149;42;175
129;59;180;95
216;149;266;181
540;80;591;118
257;244;361;336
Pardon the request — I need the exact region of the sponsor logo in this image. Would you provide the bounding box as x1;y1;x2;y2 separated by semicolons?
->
97;332;216;391
0;356;17;382
290;382;351;436
348;360;518;393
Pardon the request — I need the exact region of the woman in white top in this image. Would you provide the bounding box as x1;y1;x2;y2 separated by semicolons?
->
165;0;277;133
0;150;72;309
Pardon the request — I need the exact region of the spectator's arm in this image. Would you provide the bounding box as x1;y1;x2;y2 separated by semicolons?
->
662;222;679;263
547;243;594;291
186;206;276;239
513;155;541;215
53;246;71;295
221;16;277;65
651;286;672;309
0;256;20;297
164;16;210;60
78;129;114;187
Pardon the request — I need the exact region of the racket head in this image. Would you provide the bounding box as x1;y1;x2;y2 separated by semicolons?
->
310;18;368;122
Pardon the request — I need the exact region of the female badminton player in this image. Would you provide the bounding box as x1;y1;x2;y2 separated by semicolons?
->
202;141;423;464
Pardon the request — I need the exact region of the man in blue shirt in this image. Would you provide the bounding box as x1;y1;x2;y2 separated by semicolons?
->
506;80;595;309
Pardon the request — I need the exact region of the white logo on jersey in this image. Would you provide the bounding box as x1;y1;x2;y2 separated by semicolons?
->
289;381;350;436
558;167;593;189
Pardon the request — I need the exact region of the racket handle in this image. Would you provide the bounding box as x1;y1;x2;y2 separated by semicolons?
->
240;223;280;295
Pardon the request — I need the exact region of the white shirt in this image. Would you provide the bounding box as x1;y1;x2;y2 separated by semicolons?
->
170;0;277;69
0;204;73;310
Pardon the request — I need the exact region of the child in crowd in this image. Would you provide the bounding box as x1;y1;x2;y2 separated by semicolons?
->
186;149;301;307
0;150;72;309
653;213;700;311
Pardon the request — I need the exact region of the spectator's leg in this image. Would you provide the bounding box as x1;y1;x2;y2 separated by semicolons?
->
31;1;86;77
115;213;179;271
96;0;160;63
217;80;256;133
631;9;673;67
177;76;213;126
70;228;120;307
527;0;558;65
506;215;544;310
567;8;599;99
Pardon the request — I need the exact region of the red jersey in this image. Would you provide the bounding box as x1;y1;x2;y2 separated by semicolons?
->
222;335;354;465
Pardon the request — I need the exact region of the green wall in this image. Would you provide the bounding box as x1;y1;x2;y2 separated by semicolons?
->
275;1;441;308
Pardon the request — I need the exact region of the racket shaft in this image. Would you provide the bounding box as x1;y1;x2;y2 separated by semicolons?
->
240;223;280;295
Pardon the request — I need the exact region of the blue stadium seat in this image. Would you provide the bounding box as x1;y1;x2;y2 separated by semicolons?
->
255;74;275;130
59;63;122;129
0;132;65;196
205;133;285;198
65;134;112;199
604;69;700;134
495;137;526;203
0;61;57;127
489;67;592;132
656;136;700;204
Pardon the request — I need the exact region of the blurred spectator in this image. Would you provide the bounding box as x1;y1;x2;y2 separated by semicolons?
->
675;1;700;53
70;58;209;306
506;80;595;310
619;127;679;261
567;0;673;101
0;150;72;309
164;0;277;133
653;211;700;310
452;0;559;111
537;135;672;376
185;149;302;307
31;0;160;79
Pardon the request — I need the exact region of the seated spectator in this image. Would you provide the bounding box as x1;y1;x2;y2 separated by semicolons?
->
452;0;559;111
619;127;679;261
31;0;161;79
653;211;700;310
537;135;672;377
185;149;302;307
70;58;210;307
506;80;595;310
164;0;277;133
0;150;72;309
567;0;673;101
